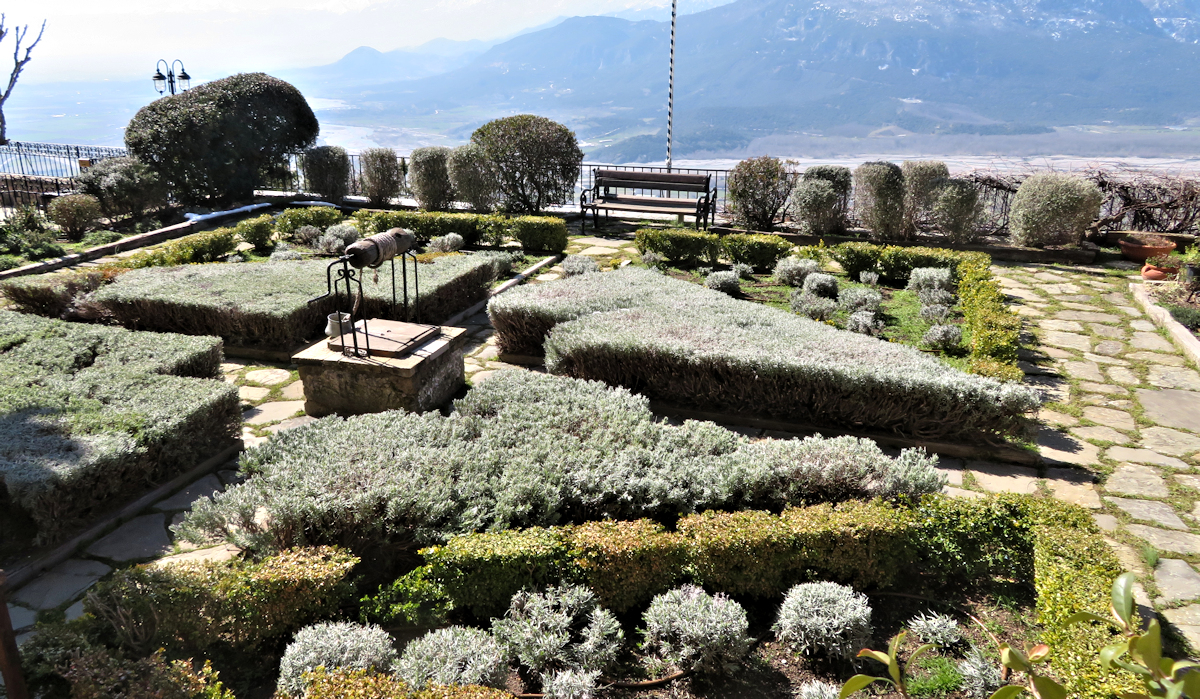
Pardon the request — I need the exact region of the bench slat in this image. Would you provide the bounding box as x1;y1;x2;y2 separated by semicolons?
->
594;168;710;187
591;200;702;214
596;179;711;194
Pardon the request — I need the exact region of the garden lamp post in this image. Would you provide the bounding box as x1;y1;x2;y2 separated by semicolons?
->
666;0;677;172
152;59;191;96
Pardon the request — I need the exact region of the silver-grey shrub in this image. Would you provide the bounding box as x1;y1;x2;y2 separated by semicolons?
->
447;143;500;213
802;272;838;299
491;585;622;683
906;267;954;292
316;222;360;255
732;262;754;280
859;271;879;286
774;582;872;661
543;669;600;699
428;232;465;253
705;270;741;295
923;324;962;350
838;287;881;315
791;291;837;321
562;255;599;277
774;257;819;286
641;585;752;676
919;304;952;323
487;268;1039;441
269;245;304;262
178;369;945;552
845;310;882;335
908;611;961;646
641;251;665;268
277;622;397;697
918;288;955;307
959;646;1003;699
293;225;322;246
854;161;905;240
409;146;456;212
788;178;841;235
797;681;841;699
1009;172;1102;248
933;178;982;243
394;626;506;690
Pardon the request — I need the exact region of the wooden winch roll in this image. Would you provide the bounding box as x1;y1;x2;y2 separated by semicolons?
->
345;227;415;269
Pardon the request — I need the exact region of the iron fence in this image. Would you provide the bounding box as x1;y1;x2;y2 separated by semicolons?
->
260;153;410;198
0;142;127;211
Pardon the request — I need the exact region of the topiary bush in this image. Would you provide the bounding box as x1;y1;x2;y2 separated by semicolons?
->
428;233;465;253
634;228;719;266
235;213;275;252
838;287;881;315
275;206;344;239
791;291;837;320
854;161;905;241
705;270;740;295
828;241;882;278
359;147;406;207
277;622;397;697
845;310;881;335
789;178;842;235
471;115;583;214
641;585;752;676
106;227;237;269
802;165;852;221
721;232;793;269
409;147;456;212
302;146;351;203
901;160;949;237
394;626;507;690
511;216;568;253
773;582;872;661
923;324;962;351
77;156;167;220
1009;172;1102;248
48;194;102;241
933;178;982;243
491;585;622;685
727;156;795;231
802;272;838;299
125;73;318;205
774;256;819;286
562;255;598;276
449;143;500;213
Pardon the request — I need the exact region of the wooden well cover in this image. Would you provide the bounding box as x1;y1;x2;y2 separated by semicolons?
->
328;319;440;358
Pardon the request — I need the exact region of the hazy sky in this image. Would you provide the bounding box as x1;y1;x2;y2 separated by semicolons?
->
17;0;728;84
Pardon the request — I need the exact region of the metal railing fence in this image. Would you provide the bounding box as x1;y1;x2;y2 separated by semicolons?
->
578;162;731;213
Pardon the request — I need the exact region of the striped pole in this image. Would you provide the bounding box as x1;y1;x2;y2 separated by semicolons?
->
667;0;677;172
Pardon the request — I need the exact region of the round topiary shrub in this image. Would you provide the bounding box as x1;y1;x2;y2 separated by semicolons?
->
471;115;584;214
48;194;103;242
773;582;872;661
359;147;405;207
837;287;882;315
802;165;852;215
77;156;167;220
705;270;741;295
125;73;318;205
802;272;838;299
774;256;819;286
923;324;962;350
428;233;465;253
394;626;507;690
409;146;455;212
901;160;949;237
906;267;954;292
727;156;794;231
641;585;753;676
277;622;397;697
302;146;351;203
1009;172;1102;248
845;310;882;335
235;214;275;252
448;143;500;213
562;255;599;276
932;178;982;243
853;161;905;241
791;291;837;321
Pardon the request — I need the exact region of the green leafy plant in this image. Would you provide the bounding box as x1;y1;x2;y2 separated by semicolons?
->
359;147;406;206
235;213;274;251
854;161;905;241
1009;173;1102;248
409;146;455;211
727;156;796;231
448;143;500;213
274;206;344;238
302;145;351;203
48;194;103;241
77;156;168;220
510;216;568;253
840;631;936;698
634;228;719;265
721;232;793;269
471;114;584;214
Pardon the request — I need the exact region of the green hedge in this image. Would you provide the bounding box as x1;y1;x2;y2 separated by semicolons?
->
634;228;719;265
87;253;506;348
354;210;506;247
510;216;568;253
720;233;793;269
407;495;1094;620
0;311;238;547
490;268;1038;441
275;206;345;236
106;227;238;269
0;269;117;318
305;669;510;699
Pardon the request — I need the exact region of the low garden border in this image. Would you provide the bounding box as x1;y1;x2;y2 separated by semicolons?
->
1130;282;1200;366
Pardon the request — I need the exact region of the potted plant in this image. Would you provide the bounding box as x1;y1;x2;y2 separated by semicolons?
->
1181;247;1200;299
1142;252;1183;281
1119;233;1176;262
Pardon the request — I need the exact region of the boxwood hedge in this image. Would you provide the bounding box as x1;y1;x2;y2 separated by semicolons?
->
489;268;1037;441
178;370;943;557
0;311;239;547
86;253;507;348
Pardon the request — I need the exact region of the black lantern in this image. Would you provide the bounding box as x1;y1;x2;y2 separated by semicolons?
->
152;59;191;96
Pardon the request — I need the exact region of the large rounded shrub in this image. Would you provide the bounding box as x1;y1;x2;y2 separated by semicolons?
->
789;178;841;235
125;73;318;205
77;156;167;220
448;143;500;213
853;161;905;241
471;115;583;214
408;146;455;212
277;622;397;697
932;178;982;243
773;582;872;660
727;156;794;231
359;147;405;207
1009;172;1102;248
302;146;351;203
394;626;507;690
641;585;752;675
802;165;852;222
48;194;103;241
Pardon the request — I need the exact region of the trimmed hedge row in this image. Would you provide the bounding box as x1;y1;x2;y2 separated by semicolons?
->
178;369;943;556
304;669;510;699
84;253;508;348
106;227;238;270
0;311;239;546
353;209;568;253
634;229;793;269
489;268;1038;441
0;268;119;318
402;495;1099;620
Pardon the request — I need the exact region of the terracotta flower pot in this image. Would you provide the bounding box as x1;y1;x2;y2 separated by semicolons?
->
1141;263;1177;281
1120;236;1176;262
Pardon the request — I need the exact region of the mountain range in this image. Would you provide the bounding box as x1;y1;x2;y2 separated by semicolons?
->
291;0;1200;160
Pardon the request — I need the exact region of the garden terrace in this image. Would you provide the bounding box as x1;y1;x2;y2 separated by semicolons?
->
0;310;239;551
178;369;945;558
84;253;508;349
488;268;1039;441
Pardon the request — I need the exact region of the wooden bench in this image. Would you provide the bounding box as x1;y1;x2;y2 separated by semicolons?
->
580;169;716;231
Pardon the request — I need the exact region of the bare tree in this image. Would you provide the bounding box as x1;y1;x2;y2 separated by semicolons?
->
0;15;45;145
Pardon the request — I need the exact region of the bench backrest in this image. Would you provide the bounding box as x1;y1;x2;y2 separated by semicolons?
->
594;168;711;194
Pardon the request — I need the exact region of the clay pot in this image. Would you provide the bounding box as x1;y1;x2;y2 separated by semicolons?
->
1141;264;1175;281
1120;236;1176;262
